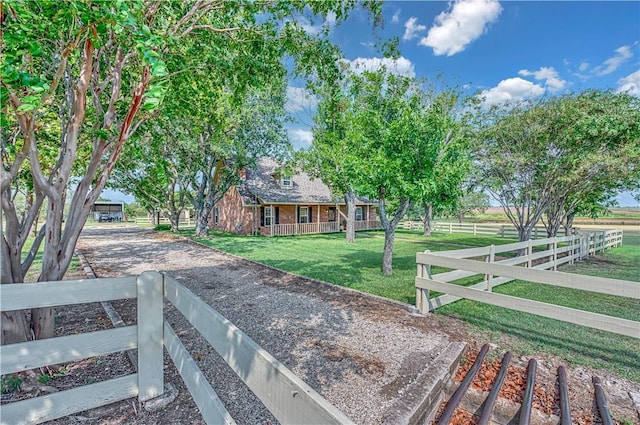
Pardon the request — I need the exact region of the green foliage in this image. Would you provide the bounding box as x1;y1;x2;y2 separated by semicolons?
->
473;90;640;239
1;375;23;394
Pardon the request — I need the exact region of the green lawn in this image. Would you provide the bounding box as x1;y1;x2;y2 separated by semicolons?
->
193;229;515;304
186;228;639;382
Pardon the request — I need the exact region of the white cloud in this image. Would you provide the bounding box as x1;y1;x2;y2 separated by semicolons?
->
595;45;634;76
286;86;318;113
479;77;545;106
518;67;567;92
391;9;401;24
403;17;426;41
578;62;589;72
341;56;416;78
617;70;640;96
288;128;314;147
294;13;337;35
420;0;502;56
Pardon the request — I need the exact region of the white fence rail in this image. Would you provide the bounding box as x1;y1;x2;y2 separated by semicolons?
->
134;217;193;226
0;273;353;425
403;221;561;239
414;230;639;338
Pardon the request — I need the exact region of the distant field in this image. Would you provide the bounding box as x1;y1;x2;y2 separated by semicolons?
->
468;207;640;224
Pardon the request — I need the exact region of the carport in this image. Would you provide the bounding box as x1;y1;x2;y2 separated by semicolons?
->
91;201;125;222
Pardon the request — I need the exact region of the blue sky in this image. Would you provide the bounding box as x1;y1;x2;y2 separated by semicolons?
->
284;0;640;206
105;1;640;206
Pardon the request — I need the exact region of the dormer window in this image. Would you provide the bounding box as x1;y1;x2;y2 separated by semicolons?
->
281;175;292;188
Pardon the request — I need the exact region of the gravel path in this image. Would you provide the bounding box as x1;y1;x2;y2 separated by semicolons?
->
73;225;461;424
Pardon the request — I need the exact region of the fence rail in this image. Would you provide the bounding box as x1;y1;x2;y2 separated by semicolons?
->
414;229;639;338
0;272;352;424
402;221;562;239
134;217;193;226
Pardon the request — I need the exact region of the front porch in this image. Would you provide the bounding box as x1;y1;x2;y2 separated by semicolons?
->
266;219;382;237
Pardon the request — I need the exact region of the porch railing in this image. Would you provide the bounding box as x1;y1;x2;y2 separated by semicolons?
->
268;220;381;236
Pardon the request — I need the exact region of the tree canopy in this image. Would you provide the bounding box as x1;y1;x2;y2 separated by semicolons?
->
472;90;640;241
0;0;381;343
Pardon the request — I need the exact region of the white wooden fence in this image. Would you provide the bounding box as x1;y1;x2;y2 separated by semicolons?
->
134;217;194;226
415;230;639;338
402;221;558;239
0;272;353;425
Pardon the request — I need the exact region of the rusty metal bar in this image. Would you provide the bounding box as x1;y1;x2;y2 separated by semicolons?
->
518;359;537;425
593;376;614;425
478;351;512;425
437;343;490;424
558;366;571;425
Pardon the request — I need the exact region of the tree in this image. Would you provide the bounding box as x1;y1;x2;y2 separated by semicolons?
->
455;190;491;224
473;100;562;241
538;91;640;237
301;60;360;243
345;69;465;275
473;90;640;241
1;0;380;343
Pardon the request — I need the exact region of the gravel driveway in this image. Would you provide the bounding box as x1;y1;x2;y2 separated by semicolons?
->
72;225;463;424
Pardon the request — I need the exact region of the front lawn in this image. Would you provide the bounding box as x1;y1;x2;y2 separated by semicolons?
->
187;228;640;382
193;229;514;304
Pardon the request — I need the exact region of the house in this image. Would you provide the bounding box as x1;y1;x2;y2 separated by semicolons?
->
210;158;380;236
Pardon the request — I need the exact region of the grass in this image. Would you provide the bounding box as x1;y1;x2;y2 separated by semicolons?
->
186;227;640;382
192;229;515;304
22;236;82;282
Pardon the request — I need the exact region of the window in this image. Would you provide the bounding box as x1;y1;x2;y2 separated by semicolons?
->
328;207;336;222
299;206;308;224
281;175;292;188
355;207;364;221
264;207;273;226
214;207;219;224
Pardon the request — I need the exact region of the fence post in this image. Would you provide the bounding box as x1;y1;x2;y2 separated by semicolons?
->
473;223;477;235
449;222;452;234
552;237;558;271
137;271;165;401
486;245;495;291
534;227;538;239
416;250;431;314
500;225;505;238
527;239;533;268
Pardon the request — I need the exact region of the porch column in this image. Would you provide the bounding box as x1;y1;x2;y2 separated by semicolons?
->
270;204;274;236
317;204;320;233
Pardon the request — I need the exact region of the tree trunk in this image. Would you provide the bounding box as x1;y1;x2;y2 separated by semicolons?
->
564;213;575;236
194;209;209;237
379;197;411;276
30;307;55;340
423;203;433;236
1;311;31;344
345;191;356;243
169;210;180;232
517;226;532;242
457;208;463;224
381;227;396;276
